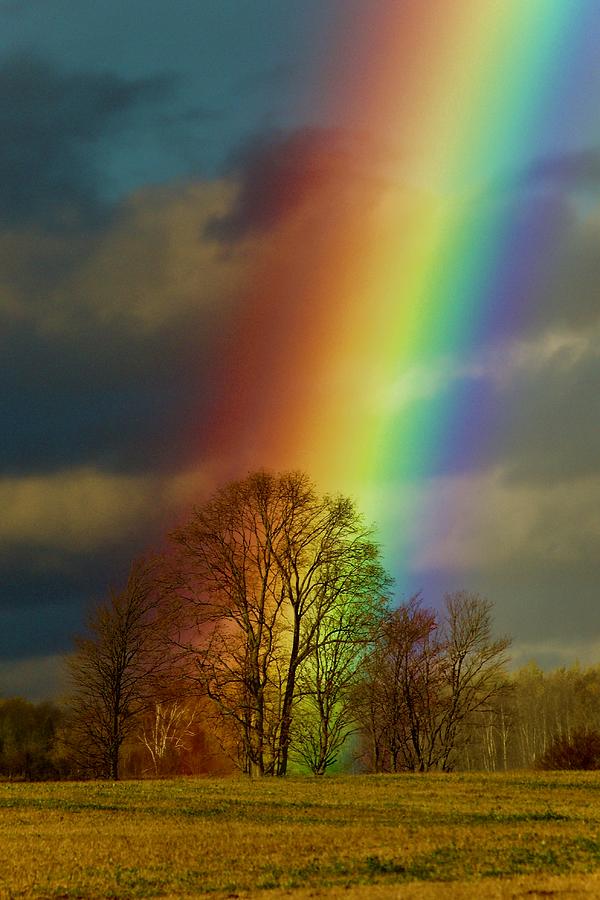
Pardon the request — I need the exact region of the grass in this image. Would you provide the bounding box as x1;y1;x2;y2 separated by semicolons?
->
1;772;600;897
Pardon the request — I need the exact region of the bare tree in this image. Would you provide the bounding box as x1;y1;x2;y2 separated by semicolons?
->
66;559;174;780
354;596;444;772
292;576;386;774
435;591;511;770
355;591;510;773
169;470;390;776
138;698;199;775
169;473;293;775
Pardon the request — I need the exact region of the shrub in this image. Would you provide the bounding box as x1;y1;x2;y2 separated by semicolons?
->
538;728;600;770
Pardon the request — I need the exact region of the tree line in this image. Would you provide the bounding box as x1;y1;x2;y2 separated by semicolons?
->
4;470;598;779
6;660;600;779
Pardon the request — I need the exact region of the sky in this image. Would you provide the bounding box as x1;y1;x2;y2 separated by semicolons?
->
2;0;600;700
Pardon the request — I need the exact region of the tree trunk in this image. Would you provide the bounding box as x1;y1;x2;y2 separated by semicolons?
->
276;613;301;776
110;742;120;780
276;668;296;776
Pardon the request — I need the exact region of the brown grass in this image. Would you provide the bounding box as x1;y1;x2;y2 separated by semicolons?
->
1;772;600;897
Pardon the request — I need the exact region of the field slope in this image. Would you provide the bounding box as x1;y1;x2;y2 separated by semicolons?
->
2;772;600;898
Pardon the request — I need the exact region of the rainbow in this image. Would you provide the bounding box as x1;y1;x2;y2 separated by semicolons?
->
203;1;597;593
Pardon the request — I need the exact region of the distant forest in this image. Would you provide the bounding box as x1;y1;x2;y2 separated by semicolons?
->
4;471;599;780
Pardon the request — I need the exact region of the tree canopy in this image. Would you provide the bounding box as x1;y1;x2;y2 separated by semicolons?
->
169;470;391;775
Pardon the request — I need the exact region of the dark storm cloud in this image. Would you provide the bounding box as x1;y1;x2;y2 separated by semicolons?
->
420;557;600;653
1;547;143;660
450;565;600;659
235;60;300;96
0;316;219;477
205;127;349;242
0;53;174;228
535;212;600;333
0;176;241;478
0;0;48;12
493;350;600;485
477;492;600;631
158;104;224;127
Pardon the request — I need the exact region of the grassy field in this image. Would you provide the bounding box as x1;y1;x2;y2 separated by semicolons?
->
1;772;600;898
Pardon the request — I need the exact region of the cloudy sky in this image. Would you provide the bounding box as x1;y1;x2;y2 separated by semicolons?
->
2;0;600;699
